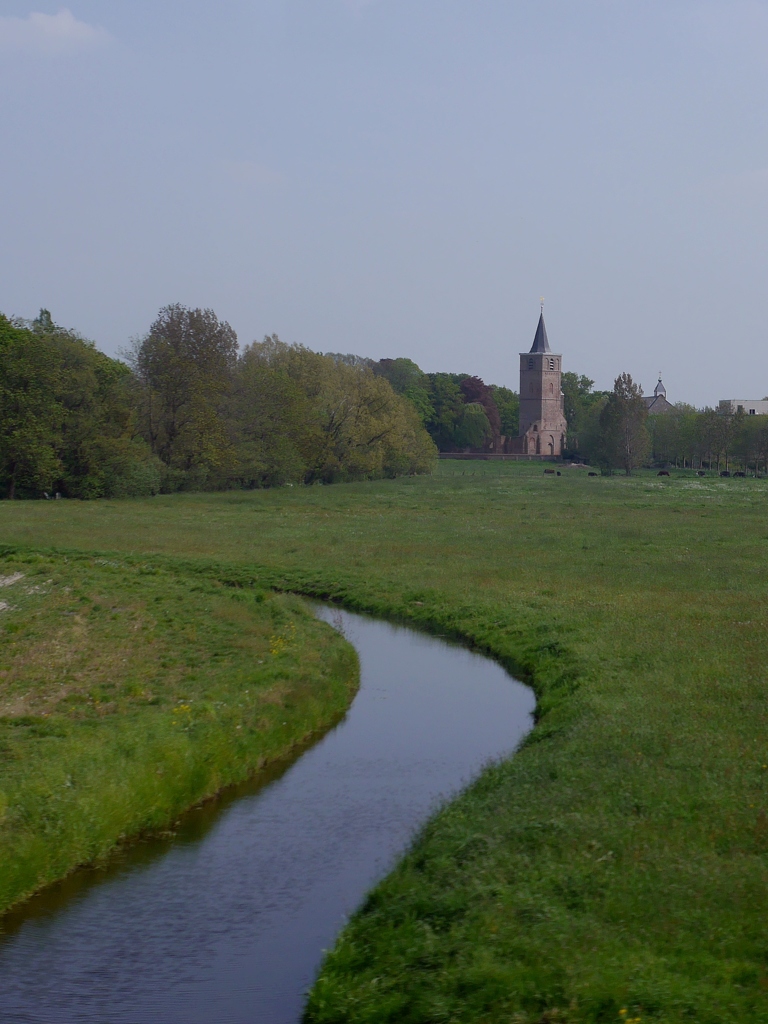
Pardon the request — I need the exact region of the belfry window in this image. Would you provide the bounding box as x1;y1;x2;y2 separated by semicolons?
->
548;358;555;370
528;358;534;369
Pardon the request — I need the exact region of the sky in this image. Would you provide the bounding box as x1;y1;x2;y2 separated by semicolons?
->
1;1;767;405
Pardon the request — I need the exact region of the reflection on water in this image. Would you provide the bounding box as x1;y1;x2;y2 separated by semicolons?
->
0;606;534;1024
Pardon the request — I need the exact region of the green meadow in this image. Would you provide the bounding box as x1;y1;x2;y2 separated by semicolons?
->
1;460;767;1022
0;553;357;915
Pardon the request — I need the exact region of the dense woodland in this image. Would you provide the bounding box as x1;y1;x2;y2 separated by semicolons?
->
2;305;767;498
0;307;435;499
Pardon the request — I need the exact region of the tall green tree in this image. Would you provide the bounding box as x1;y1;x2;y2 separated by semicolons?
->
229;337;309;487
649;410;680;465
459;377;500;447
714;406;742;473
597;373;650;475
0;316;62;498
561;372;611;453
238;338;436;483
0;312;158;499
129;305;238;484
372;358;435;425
699;408;721;470
452;403;492;448
424;374;466;450
490;385;519;437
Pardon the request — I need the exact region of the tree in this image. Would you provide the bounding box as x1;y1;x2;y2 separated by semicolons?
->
229;339;309;487
453;403;492;448
459;376;501;446
755;418;768;477
30;308;56;334
717;407;742;474
734;413;761;475
649;411;679;466
1;307;438;497
576;395;609;465
699;408;721;470
598;373;650;474
0;312;158;499
491;385;519;437
560;372;611;454
372;358;434;425
675;405;702;468
0;317;62;498
129;305;238;484
238;337;436;483
424;374;466;451
561;372;594;424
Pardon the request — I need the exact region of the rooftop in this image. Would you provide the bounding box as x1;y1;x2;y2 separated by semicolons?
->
529;312;551;354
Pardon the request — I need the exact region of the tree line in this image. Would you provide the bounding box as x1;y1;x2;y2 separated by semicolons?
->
568;373;768;474
4;305;764;497
368;359;628;460
0;310;529;500
365;357;519;452
0;306;436;499
647;403;768;474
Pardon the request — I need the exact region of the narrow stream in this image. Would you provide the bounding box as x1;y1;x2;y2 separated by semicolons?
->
0;606;535;1024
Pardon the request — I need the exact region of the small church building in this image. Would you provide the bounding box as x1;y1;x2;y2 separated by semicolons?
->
643;377;675;415
506;311;567;456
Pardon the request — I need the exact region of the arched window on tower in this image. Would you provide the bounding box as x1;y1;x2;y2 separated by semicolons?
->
549;383;554;394
548;358;555;370
528;357;534;369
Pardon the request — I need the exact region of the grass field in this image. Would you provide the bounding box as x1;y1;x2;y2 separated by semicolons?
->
1;461;767;1022
0;551;357;915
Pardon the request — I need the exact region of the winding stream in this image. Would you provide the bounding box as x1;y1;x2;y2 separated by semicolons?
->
0;605;535;1024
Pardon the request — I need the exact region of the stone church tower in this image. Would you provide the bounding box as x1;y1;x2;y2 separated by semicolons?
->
509;311;567;456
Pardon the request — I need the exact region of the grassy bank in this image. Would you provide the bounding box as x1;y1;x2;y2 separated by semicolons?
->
0;551;358;916
1;462;767;1021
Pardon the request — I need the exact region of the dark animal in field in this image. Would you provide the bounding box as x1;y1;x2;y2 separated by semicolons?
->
720;471;731;477
658;470;670;476
544;469;555;474
556;471;561;476
697;470;706;476
588;472;598;477
734;471;746;477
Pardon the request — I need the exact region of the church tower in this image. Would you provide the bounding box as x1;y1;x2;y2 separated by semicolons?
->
514;310;567;456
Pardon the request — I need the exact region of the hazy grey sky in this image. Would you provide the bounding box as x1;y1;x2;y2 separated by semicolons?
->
2;1;767;404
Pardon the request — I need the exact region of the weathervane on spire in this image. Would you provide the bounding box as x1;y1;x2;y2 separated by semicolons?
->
540;296;545;314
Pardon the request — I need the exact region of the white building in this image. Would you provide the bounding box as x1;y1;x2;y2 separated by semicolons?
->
719;399;768;416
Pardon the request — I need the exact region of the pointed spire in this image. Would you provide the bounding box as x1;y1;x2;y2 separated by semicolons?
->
654;375;666;397
529;310;551;354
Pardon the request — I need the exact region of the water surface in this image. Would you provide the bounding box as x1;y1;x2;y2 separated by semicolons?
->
0;605;534;1024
